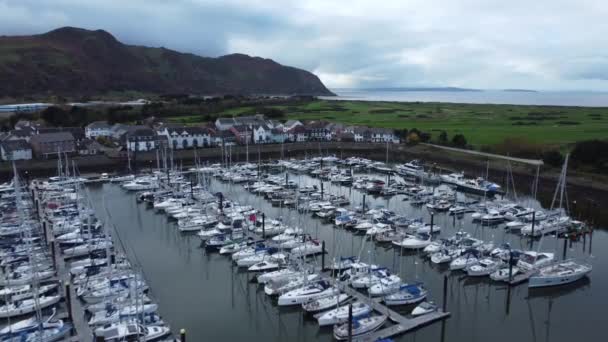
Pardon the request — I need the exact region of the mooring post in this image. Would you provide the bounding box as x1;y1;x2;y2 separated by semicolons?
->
508;251;514;283
452;213;456;227
190;179;194;198
262;213;266;239
563;236;568;260
347;304;353;342
430;214;435;235
530;211;536;237
321;181;324;199
42;221;48;245
180;329;186;342
65;282;73;323
51;242;56;272
362;195;366;213
285;172;288;186
110;253;116;265
321;241;326;271
95;335;104;342
442;275;448;312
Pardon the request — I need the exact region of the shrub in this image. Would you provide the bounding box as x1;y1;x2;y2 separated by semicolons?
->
542;150;564;167
452;134;467;147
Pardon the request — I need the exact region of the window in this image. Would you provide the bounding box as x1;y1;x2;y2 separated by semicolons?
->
182;139;188;149
193;139;198;147
172;140;178;149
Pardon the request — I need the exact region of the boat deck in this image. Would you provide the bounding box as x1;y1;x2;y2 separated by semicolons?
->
507;270;536;285
328;277;451;340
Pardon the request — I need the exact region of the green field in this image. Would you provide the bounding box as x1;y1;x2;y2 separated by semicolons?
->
173;100;608;148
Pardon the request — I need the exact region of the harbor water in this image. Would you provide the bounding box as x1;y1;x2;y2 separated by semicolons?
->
87;171;606;342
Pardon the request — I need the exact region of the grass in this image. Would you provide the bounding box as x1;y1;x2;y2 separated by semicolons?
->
171;100;608;148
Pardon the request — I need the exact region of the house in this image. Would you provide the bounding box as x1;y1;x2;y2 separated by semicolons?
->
234;115;266;128
352;127;370;142
287;125;307;142
0;139;32;161
215;130;237;146
85;121;113;138
266;120;284;131
215;118;236;131
7;127;35;142
270;128;286;143
77;139;105;155
283;120;303;132
157;126;213;149
38;127;85;142
30;132;76;158
229;125;252;145
336;132;355;142
126;128;165;152
253;125;270;144
305;121;331;141
14;120;43;131
370;128;397;143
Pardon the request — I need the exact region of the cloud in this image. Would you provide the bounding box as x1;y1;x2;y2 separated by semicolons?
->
2;0;608;90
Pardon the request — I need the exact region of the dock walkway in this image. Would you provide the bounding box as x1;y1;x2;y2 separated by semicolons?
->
328;277;450;341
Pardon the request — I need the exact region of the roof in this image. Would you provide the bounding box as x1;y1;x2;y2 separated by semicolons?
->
284;120;301;127
1;139;31;152
166;126;211;135
38;127;85;140
305;121;329;129
231;125;250;133
216;118;235;125
9;128;34;137
129;128;156;137
253;124;270;131
370;127;394;134
30;132;75;143
289;125;307;134
271;128;284;134
86;121;112;130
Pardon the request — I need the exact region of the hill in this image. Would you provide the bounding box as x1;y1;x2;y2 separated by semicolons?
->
0;27;334;97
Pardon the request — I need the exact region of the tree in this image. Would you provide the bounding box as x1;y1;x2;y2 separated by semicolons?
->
41;106;68;126
542;150;564;167
571;140;608;169
407;132;420;145
438;131;448;145
452;134;467;147
419;132;431;143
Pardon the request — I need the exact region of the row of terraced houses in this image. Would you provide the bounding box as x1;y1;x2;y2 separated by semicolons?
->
0;114;399;161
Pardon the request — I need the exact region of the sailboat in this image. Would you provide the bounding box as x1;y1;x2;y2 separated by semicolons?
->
528;260;592;288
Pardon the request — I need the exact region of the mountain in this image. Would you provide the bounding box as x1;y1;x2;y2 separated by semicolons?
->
0;27;334;97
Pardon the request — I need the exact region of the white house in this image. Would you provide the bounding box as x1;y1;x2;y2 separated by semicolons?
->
126;128;165;152
0;140;32;161
253;125;270;144
157;126;212;149
283;120;303;132
287;125;307;142
85;121;113;138
270;128;286;143
215;118;236;131
370;128;397;143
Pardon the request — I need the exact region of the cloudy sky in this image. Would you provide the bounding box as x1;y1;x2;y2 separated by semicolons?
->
2;0;608;91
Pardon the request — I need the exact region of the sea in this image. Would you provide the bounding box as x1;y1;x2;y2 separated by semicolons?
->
323;89;608;107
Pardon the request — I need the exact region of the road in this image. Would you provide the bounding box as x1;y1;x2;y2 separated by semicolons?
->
422;143;544;166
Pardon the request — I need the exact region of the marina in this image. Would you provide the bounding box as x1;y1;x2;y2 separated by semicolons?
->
1;153;604;342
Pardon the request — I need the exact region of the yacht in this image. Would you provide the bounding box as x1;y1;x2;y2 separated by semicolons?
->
317;301;371;326
383;283;427;306
277;280;337;306
333;314;387;340
528;260;592;288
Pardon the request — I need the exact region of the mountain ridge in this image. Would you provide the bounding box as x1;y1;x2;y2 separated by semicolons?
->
0;27;334;97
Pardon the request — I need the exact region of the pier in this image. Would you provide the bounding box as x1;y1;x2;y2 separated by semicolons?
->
320;274;451;341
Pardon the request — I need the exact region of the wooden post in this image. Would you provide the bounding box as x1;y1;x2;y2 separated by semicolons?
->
442;275;448;312
42;221;48;245
362;195;366;212
285;172;288;186
508;251;514;283
347;304;353;342
321;181;324;199
190;179;194;198
262;213;266;239
180;329;186;342
430;214;434;235
51;242;56;271
65;282;73;323
452;213;456;227
321;241;326;271
562;236;568;260
530;211;536;238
